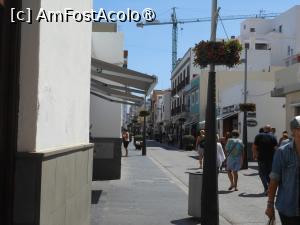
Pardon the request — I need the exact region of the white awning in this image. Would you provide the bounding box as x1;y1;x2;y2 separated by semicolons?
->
199;112;239;125
91;58;157;102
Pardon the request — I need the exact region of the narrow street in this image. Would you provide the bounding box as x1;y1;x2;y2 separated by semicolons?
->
91;141;281;225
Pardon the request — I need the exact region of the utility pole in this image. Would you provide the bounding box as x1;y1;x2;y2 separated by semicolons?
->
242;48;248;169
201;0;219;224
142;95;147;156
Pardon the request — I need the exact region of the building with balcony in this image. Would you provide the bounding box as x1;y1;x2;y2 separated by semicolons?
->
184;75;200;137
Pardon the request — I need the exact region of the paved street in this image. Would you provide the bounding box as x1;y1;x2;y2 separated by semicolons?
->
91;141;281;225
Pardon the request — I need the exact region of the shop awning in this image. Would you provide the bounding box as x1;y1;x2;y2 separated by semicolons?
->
199;112;239;125
91;78;145;105
91;58;157;104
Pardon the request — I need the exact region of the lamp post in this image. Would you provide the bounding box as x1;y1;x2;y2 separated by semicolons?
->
201;0;219;224
142;96;147;156
242;47;248;169
179;118;186;149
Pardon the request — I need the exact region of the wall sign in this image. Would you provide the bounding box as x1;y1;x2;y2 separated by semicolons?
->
247;119;257;127
222;104;239;114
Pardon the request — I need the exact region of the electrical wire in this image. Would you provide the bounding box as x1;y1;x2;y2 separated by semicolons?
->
248;91;271;97
218;13;229;39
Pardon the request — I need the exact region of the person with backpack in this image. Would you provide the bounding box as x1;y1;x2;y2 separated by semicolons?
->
252;124;278;195
225;130;244;191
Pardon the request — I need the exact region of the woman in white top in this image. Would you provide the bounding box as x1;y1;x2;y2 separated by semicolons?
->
217;134;226;169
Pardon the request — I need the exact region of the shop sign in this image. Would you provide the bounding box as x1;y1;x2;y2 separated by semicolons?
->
247;119;257;127
222;104;239;114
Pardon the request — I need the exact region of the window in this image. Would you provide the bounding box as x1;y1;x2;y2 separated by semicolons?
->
243;24;246;30
186;65;190;84
279;25;282;33
288;46;291;56
191;93;195;104
250;28;255;32
195;90;199;103
255;43;268;50
245;43;250;49
295;106;300;116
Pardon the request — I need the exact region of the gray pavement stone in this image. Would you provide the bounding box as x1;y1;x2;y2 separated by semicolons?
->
147;141;282;225
90;141;281;225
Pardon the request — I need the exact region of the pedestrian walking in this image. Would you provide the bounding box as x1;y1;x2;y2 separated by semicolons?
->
271;127;278;142
278;130;289;147
220;132;231;171
225;130;244;191
265;116;300;225
216;134;226;170
195;130;205;169
252;124;278;195
122;129;130;157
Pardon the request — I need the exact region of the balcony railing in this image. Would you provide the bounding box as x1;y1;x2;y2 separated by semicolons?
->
171;105;190;116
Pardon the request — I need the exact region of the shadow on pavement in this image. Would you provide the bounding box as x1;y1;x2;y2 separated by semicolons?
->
189;156;199;160
186;167;201;170
243;172;259;176
146;140;185;151
238;192;266;198
171;217;201;225
91;190;102;204
218;190;234;194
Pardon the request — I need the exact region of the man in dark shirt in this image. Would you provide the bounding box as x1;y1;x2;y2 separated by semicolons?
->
252;124;278;195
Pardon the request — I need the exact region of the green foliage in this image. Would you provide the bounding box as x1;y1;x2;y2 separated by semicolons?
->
134;135;143;141
193;40;243;68
182;135;195;150
239;103;256;112
139;110;150;117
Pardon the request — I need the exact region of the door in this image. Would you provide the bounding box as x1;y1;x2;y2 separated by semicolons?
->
0;0;21;224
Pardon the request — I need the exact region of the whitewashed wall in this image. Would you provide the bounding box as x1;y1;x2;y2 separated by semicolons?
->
220;74;286;142
239;6;300;66
90;95;122;138
18;0;92;152
90;32;124;138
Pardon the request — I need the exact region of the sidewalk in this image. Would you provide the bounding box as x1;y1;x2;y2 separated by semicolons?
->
91;141;280;225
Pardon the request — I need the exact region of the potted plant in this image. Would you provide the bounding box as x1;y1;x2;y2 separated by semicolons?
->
133;135;143;150
182;135;195;151
139;110;150;117
193;39;242;68
239;103;256;112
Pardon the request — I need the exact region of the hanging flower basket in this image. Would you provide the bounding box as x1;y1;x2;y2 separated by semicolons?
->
139;110;150;117
239;103;256;112
193;40;243;68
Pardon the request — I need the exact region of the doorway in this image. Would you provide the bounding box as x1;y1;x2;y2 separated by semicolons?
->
223;114;238;135
0;0;21;224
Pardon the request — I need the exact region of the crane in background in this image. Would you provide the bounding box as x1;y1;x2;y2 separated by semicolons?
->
137;7;280;70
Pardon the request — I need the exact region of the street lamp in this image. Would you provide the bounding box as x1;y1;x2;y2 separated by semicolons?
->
201;1;219;225
178;117;186;149
242;47;248;169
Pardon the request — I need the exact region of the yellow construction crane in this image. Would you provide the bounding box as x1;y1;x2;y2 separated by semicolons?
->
137;8;279;70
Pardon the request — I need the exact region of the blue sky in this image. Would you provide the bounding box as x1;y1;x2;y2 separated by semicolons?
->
93;1;299;90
